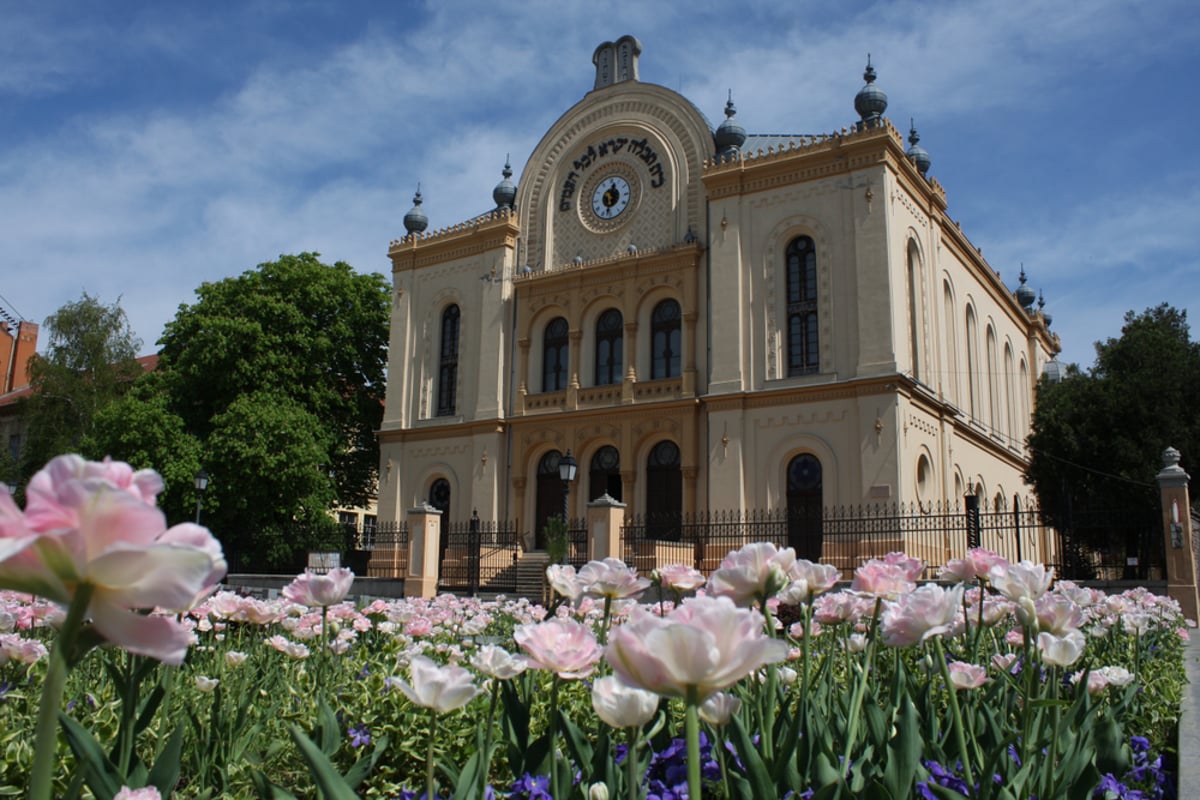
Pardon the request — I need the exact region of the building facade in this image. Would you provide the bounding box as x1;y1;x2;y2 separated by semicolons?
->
376;37;1060;547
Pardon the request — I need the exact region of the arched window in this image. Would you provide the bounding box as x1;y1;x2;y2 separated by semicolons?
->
645;441;682;541
436;305;460;417
535;450;564;549
589;445;621;501
543;317;569;392
594;309;623;386
786;454;823;561
429;478;451;561
943;282;958;404
965;306;979;420
986;326;998;430
650;299;681;379
1004;344;1016;443
907;244;923;382
786;236;819;376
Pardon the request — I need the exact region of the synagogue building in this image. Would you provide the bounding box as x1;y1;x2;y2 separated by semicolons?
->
375;36;1060;552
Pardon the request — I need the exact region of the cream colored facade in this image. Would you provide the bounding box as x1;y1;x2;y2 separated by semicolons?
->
376;38;1059;540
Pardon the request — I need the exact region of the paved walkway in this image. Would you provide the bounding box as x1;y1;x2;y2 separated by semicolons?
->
1177;633;1200;796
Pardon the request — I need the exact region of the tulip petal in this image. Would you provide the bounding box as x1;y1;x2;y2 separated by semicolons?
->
89;602;193;665
89;544;217;611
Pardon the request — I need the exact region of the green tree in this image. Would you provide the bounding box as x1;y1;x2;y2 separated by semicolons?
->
1026;304;1200;513
83;372;205;525
18;293;143;482
88;253;390;563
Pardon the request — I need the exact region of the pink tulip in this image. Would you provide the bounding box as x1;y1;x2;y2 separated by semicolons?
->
1035;593;1084;636
707;541;797;606
578;558;652;601
1037;629;1086;667
851;559;917;600
471;644;529;680
655;563;706;593
940;548;1008;583
394;654;480;713
546;564;584;602
947;661;989;690
605;595;790;702
0;455;226;665
591;675;660;728
698;691;742;726
113;787;162;800
780;559;841;603
879;584;964;647
282;567;354;608
514;617;603;679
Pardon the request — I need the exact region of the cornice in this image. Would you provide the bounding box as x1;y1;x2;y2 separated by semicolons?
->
702;375;900;413
388;209;520;272
376;419;506;444
702;119;948;211
515;241;702;291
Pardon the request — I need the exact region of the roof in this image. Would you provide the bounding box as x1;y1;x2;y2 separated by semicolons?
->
0;352;160;409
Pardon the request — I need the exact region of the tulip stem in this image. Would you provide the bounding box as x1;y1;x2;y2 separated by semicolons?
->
550;676;561;800
425;706;438;800
934;637;976;795
685;689;702;800
626;725;639;800
31;583;94;800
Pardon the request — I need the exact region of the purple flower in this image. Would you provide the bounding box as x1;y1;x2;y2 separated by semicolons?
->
348;723;370;748
509;773;552;799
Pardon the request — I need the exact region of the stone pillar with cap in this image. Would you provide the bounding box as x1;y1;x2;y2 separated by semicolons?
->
405;502;443;599
587;494;626;562
1157;446;1198;621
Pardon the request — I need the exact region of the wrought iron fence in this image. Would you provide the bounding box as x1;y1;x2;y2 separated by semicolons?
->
223;520;408;577
436;516;522;595
620;500;1164;582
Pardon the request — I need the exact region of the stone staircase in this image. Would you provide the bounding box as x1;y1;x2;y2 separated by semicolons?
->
515;551;550;603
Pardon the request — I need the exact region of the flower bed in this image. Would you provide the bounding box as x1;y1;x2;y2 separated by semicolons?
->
0;456;1190;799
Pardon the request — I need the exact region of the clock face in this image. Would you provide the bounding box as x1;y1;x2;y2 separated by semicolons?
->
591;176;631;220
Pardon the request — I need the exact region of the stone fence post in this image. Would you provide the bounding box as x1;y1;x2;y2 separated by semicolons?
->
405;503;443;599
1158;446;1197;621
587;494;626;562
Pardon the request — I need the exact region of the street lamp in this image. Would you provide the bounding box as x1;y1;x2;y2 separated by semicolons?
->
558;449;577;525
194;469;209;525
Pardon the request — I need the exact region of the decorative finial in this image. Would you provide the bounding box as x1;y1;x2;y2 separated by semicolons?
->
905;117;931;175
1037;290;1045;310
502;155;512;179
725;89;736;119
493;157;517;209
403;183;429;234
855;54;887;125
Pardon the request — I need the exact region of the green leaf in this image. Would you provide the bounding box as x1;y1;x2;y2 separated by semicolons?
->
883;697;921;799
287;725;360;800
146;723;184;796
343;734;390;791
57;712;123;800
728;713;775;797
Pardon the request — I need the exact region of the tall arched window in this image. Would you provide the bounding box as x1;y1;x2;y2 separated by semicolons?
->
786;236;819;376
650;299;681;379
436;305;460;417
594;309;623;386
1003;344;1016;443
543;317;569;392
786;454;823;561
943;282;958;404
907;243;923;381
589;445;621;501
965;306;979;420
645;441;682;541
986;326;998;430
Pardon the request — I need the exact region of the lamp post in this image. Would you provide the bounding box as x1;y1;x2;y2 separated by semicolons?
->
558;449;577;526
194;469;209;525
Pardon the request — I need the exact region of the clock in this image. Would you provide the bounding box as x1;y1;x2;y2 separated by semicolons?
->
591;176;631;220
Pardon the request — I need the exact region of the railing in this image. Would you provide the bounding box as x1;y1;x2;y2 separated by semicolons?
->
620;501;1163;582
437;517;521;595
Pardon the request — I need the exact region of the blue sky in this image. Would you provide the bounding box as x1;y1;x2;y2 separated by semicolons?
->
2;0;1196;370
